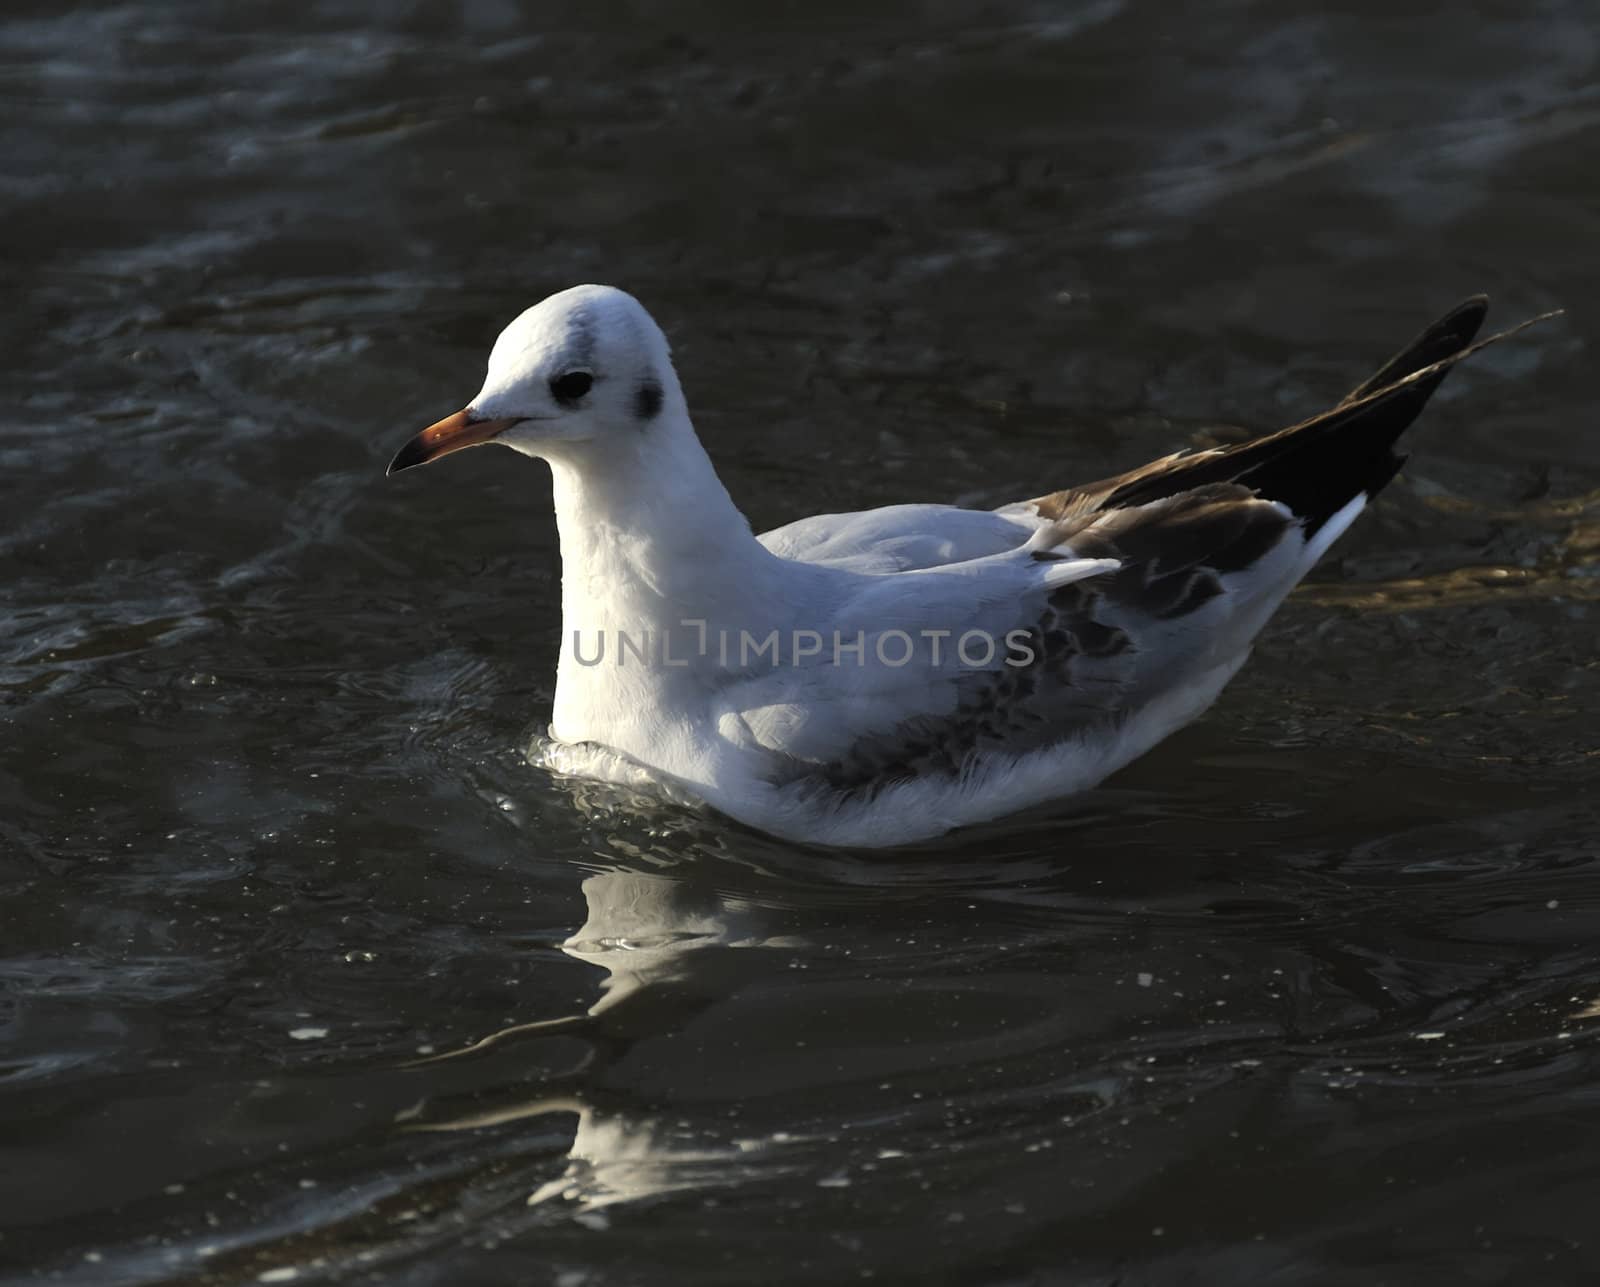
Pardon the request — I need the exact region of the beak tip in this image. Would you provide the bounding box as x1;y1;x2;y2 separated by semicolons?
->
385;437;435;476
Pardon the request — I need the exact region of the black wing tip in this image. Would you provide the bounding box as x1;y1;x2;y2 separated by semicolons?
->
1205;296;1510;533
1440;295;1490;348
1029;295;1558;530
1435;293;1491;347
1339;294;1491;407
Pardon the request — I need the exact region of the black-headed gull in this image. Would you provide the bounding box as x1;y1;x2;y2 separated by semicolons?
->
389;286;1550;847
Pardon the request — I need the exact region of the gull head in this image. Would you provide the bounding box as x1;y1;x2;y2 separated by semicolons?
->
387;284;680;475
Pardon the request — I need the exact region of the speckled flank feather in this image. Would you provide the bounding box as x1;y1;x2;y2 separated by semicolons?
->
807;485;1291;797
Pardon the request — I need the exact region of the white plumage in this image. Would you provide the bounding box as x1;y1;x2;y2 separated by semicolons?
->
389;285;1537;847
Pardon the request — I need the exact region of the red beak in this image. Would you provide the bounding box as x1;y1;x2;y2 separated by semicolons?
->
386;409;522;475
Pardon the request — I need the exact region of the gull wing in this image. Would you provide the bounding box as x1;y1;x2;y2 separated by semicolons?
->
759;503;1033;573
720;484;1308;791
727;299;1560;793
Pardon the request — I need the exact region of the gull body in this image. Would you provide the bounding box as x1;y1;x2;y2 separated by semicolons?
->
389;285;1519;847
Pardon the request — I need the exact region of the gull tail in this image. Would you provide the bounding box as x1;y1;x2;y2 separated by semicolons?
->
1032;297;1562;539
1335;294;1491;408
1233;295;1488;535
1226;298;1562;535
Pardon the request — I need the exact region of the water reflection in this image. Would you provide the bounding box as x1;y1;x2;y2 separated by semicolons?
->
13;780;1599;1283
391;772;1600;1251
402;862;821;1210
561;868;810;1030
392;805;1249;1226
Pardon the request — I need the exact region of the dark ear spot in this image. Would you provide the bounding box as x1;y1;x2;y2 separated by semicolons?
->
634;380;663;423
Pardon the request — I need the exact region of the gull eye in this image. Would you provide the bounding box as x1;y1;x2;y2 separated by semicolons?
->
549;371;593;405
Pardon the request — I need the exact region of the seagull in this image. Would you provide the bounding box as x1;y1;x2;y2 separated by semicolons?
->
388;286;1552;847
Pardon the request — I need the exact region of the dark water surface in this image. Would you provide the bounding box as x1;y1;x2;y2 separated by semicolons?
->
5;3;1600;1283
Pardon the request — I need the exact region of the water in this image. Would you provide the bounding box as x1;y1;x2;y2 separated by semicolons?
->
4;3;1598;1283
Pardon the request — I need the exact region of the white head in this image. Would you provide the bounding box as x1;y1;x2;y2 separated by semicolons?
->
387;284;684;474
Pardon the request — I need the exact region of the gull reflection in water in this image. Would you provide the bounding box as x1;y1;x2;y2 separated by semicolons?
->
400;862;814;1210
